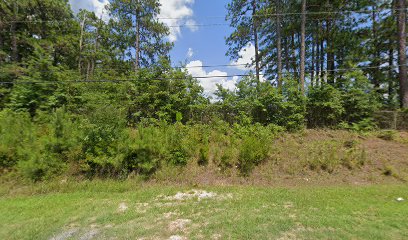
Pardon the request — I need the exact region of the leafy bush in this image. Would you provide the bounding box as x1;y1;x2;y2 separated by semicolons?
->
377;130;398;141
339;118;377;132
197;145;209;166
338;69;381;123
169;147;189;166
0;110;35;169
17;152;65;182
121;126;167;177
79;106;126;176
123;148;160;176
219;147;238;171
307;84;344;128
238;136;269;176
0;108;75;180
214;76;306;131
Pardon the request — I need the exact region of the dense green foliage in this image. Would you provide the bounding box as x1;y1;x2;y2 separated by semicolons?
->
0;109;283;180
0;0;406;180
226;0;407;107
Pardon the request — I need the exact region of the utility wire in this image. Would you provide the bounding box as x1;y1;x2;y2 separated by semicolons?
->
0;57;390;74
0;63;251;74
2;7;406;24
0;74;263;85
1;64;406;85
0;17;358;29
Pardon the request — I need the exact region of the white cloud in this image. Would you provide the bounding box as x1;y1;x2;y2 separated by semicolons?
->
231;43;267;82
158;0;197;42
69;0;109;19
186;48;194;58
186;60;237;97
231;42;256;71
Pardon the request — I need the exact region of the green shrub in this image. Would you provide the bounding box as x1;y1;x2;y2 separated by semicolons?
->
383;165;398;178
219;147;237;171
0;110;34;169
17;150;66;182
338;69;381;123
339;118;377;132
78;106;126;176
0;145;16;170
120;126;167;177
169;147;188;166
197;145;209;166
307;84;344;128
122;148;160;176
237;136;269;176
377;130;397;141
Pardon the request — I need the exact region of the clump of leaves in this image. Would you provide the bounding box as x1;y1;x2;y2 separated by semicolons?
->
237;136;269;176
377;130;397;141
197;145;209;166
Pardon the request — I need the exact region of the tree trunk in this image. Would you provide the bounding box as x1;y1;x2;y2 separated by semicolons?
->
36;0;47;39
320;21;325;83
300;0;306;94
311;29;315;87
11;1;18;62
91;21;100;78
326;0;335;84
0;20;3;63
135;0;140;72
371;4;381;91
276;0;283;90
326;19;334;84
78;17;86;74
86;60;91;81
291;34;299;80
388;0;396;106
252;0;260;83
284;37;290;75
316;20;321;85
389;46;395;104
397;0;408;108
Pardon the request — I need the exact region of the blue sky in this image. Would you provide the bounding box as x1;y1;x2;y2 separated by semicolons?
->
170;0;232;65
68;0;255;96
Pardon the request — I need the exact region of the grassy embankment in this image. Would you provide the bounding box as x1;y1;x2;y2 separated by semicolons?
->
1;129;408;239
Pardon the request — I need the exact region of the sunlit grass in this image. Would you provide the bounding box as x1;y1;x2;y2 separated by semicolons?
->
1;181;407;239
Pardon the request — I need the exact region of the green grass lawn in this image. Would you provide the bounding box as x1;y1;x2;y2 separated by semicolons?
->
1;182;407;239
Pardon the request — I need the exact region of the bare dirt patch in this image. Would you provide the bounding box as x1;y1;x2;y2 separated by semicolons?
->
50;228;79;240
157;189;232;203
79;229;99;240
118;202;128;212
168;219;191;232
165;190;217;201
169;235;187;240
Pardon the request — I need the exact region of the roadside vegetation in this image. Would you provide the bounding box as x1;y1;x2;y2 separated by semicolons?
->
1;0;407;182
1;1;408;239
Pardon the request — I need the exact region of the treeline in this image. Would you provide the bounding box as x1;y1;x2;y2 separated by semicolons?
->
226;0;407;108
0;0;407;181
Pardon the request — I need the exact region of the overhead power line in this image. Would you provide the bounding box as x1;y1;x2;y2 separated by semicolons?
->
0;63;251;74
0;17;358;28
1;64;406;85
0;73;263;85
2;7;406;24
0;56;393;75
